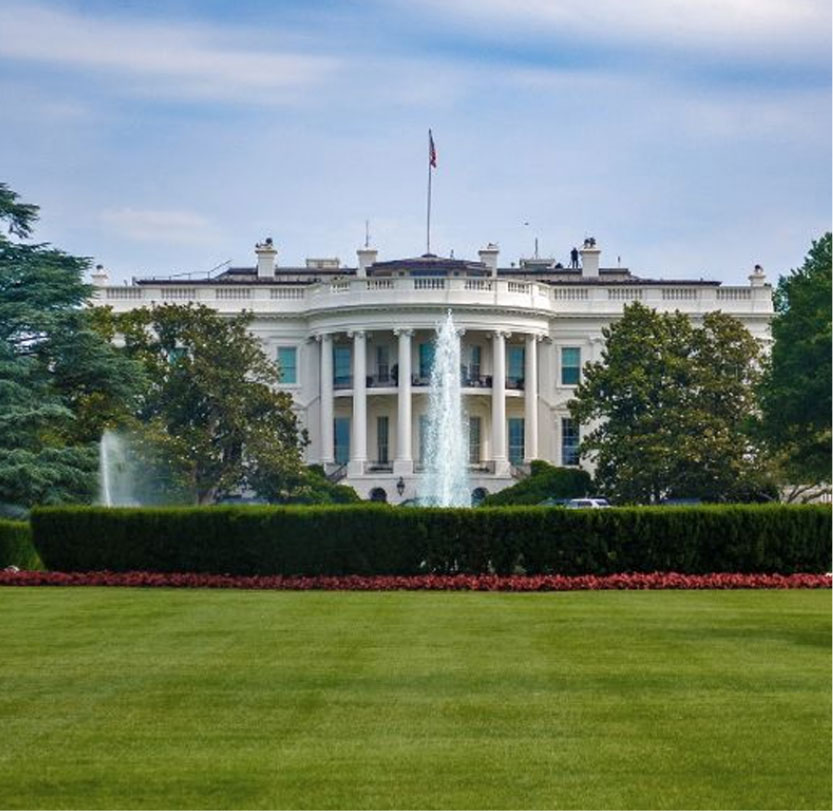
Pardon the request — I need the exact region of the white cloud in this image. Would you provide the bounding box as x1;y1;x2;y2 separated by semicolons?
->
406;0;829;61
0;3;338;104
100;208;219;245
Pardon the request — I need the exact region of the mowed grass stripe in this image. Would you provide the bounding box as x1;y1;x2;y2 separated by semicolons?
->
0;589;829;810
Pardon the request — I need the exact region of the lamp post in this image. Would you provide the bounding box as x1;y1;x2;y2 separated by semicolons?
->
396;477;405;497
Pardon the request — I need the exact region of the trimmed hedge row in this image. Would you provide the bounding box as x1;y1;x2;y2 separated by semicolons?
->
31;504;832;577
0;519;42;570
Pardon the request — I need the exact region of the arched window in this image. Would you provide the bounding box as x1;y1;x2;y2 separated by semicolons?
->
369;487;387;503
471;487;488;506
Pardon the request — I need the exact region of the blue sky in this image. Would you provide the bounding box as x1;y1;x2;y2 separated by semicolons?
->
1;0;830;284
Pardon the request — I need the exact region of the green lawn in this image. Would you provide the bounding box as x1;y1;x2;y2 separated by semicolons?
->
0;589;829;810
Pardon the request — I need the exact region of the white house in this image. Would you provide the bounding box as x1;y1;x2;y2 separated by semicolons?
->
92;239;773;503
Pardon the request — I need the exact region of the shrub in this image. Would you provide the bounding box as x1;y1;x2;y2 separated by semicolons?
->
483;461;591;506
30;503;831;577
0;519;42;570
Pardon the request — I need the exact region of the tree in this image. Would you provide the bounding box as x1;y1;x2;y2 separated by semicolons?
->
482;460;591;506
758;233;831;495
569;302;767;504
0;183;142;509
104;303;309;504
251;464;360;505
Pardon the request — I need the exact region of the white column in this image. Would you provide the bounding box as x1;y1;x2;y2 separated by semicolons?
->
349;330;367;475
394;328;413;474
319;333;334;465
524;334;539;462
491;331;508;475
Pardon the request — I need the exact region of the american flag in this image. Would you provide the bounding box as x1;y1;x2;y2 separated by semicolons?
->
429;130;437;169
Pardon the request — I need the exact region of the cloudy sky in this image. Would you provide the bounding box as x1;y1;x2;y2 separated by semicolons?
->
2;0;830;284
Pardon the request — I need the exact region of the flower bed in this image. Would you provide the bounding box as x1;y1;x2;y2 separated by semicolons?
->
0;569;829;591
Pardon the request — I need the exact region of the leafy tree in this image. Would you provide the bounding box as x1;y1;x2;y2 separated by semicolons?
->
758;234;831;495
252;464;360;505
482;460;591;506
103;303;309;504
0;183;142;509
569;302;767;504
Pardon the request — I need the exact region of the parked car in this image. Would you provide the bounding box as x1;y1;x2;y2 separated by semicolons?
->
565;498;611;509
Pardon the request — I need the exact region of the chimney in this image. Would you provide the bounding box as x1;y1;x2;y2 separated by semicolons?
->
478;243;499;277
255;238;277;279
356;247;378;278
91;263;109;287
749;264;767;287
579;237;600;278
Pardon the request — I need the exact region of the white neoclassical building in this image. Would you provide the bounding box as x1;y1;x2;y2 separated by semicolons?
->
92;239;773;503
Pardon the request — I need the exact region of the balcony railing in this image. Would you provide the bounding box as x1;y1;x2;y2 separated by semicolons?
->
350;373;524;390
367;372;394;388
100;276;770;319
462;374;492;389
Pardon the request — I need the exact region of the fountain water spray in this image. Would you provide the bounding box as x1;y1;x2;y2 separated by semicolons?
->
420;311;471;507
98;430;138;507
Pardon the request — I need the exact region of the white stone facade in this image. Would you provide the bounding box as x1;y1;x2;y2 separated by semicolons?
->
93;242;773;502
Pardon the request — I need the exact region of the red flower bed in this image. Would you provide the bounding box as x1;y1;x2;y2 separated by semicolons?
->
0;569;829;591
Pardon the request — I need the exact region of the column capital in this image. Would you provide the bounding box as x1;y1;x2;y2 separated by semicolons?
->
393;327;414;337
489;329;511;340
347;329;366;339
314;331;333;343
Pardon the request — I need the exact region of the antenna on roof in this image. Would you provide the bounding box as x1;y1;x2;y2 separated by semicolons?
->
365;220;370;248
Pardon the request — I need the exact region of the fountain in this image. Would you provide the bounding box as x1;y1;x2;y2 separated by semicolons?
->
98;429;138;506
420;311;471;507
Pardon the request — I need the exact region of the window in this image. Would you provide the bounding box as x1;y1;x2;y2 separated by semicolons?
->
334;417;350;465
277;346;297;384
469;416;481;463
508;417;525;464
419;342;435;379
376;345;390;384
468;345;481;380
561;418;580;465
471;487;488;506
377;416;389;464
333;345;352;388
561;347;581;385
507;346;525;386
167;347;187;364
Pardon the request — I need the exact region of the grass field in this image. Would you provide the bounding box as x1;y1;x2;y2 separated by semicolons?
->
0;588;829;810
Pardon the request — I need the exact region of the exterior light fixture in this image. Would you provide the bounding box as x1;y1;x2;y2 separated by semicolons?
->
396;477;405;496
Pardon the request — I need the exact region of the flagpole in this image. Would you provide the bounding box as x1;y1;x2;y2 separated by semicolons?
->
426;134;433;255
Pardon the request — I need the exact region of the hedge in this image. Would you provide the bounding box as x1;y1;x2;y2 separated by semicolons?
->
0;520;42;570
30;503;831;577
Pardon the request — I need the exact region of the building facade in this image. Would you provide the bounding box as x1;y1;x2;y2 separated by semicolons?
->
92;239;773;502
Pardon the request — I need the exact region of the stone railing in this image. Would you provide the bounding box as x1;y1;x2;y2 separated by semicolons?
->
95;277;772;317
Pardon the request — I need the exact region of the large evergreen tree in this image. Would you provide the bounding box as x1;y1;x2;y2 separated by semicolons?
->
569;302;767;503
0;183;142;508
758;233;832;494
